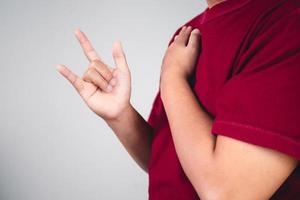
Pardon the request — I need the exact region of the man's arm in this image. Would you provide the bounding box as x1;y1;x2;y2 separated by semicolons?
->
57;29;153;173
106;104;153;173
159;26;298;199
160;75;298;199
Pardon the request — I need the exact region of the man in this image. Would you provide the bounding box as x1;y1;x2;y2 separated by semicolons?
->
57;0;300;199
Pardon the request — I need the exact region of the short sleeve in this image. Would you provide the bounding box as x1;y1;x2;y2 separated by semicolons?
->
211;9;300;160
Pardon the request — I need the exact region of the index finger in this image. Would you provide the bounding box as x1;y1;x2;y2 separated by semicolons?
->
74;28;100;62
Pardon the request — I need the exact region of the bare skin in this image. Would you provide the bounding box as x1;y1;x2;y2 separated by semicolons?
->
57;29;153;172
207;0;227;9
57;29;130;121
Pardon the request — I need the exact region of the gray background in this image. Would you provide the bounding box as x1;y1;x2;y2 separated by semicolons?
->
0;0;207;199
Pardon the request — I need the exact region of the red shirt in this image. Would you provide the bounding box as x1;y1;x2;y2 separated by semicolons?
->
147;0;300;199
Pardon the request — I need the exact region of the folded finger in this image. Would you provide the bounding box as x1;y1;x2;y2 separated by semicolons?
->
90;59;113;82
83;67;111;92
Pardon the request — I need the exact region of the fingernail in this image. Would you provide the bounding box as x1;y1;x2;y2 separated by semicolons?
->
74;28;80;35
106;85;113;92
192;29;201;34
56;64;63;71
109;78;117;86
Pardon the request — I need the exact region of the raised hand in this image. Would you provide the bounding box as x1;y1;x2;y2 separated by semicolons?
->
56;29;131;121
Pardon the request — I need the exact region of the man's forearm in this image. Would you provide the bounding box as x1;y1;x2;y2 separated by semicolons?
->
105;104;153;173
160;75;217;197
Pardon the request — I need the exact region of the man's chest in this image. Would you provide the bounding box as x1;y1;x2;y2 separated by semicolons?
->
192;35;245;117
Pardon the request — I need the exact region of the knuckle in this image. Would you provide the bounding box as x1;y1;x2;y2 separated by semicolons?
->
102;81;108;88
74;79;84;92
91;59;100;67
97;59;106;67
83;68;94;80
189;42;197;48
92;60;107;71
97;78;108;89
189;45;200;52
104;71;113;80
87;68;95;76
91;60;113;80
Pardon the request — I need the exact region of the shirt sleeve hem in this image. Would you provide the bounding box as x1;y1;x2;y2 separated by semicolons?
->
211;119;300;160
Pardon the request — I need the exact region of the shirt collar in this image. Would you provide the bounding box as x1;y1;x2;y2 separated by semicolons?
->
200;0;252;24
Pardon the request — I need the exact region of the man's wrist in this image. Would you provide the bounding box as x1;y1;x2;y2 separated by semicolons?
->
105;103;134;125
160;72;187;90
160;73;189;103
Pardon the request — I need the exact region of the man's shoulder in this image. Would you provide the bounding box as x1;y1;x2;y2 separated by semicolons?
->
167;9;207;45
241;0;300;52
183;9;207;27
255;0;300;32
174;8;207;33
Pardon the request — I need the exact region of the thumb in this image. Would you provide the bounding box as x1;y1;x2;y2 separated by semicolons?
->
112;41;129;72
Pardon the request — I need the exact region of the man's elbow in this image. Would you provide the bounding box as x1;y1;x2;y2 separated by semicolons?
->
198;186;235;200
197;181;267;200
197;186;225;200
193;175;233;200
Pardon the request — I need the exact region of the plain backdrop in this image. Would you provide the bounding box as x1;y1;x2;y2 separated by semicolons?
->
0;0;207;199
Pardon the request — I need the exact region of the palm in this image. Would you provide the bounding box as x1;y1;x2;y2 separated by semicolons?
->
80;67;131;119
57;29;131;121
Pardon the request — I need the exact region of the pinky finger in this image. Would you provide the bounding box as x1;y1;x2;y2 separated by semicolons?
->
56;64;85;93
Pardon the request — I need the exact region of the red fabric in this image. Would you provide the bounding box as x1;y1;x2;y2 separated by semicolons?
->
147;0;300;199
